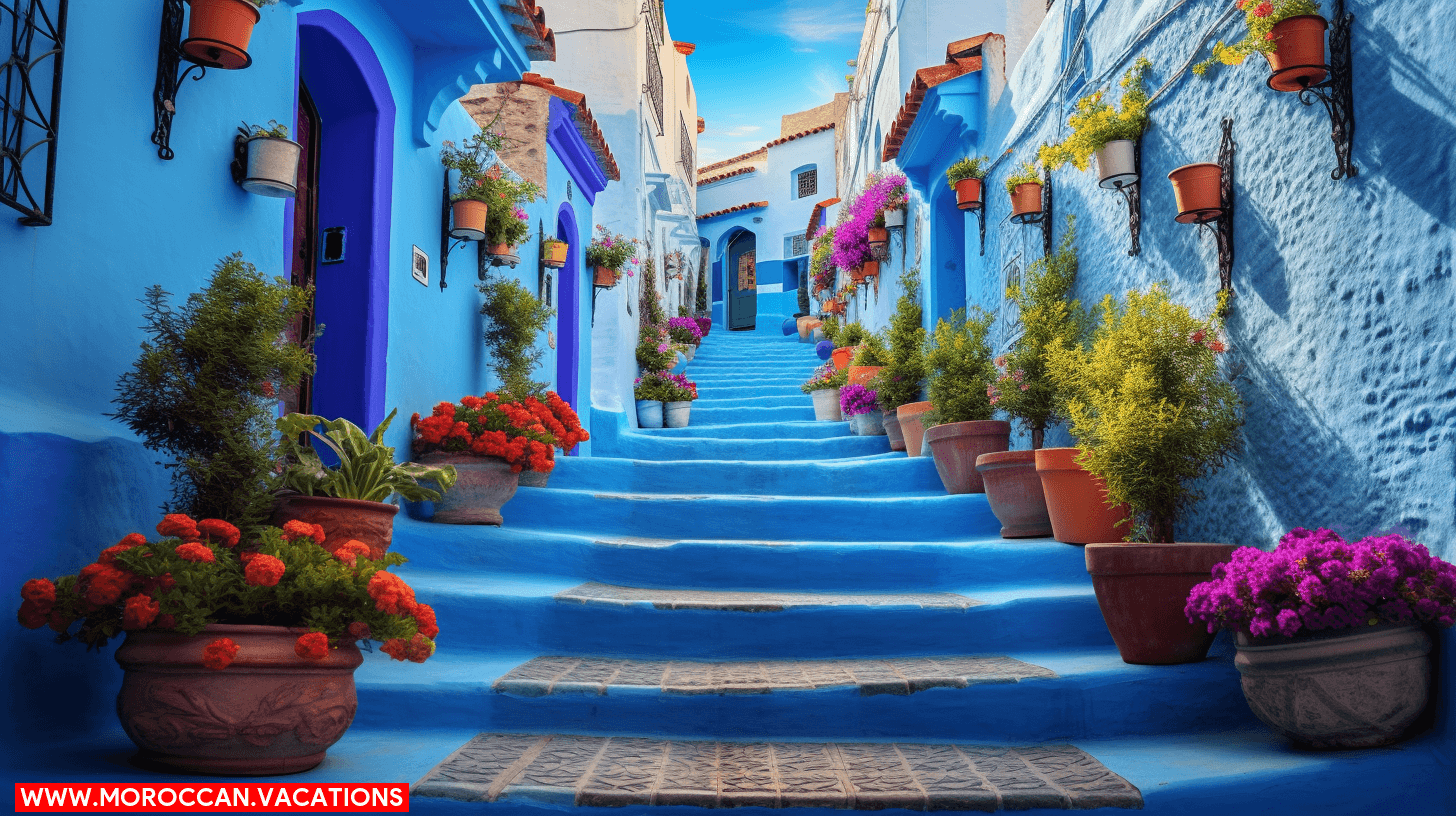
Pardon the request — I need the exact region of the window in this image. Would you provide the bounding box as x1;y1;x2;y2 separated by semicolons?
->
2;0;67;225
645;31;664;135
784;233;808;258
796;168;817;199
1062;0;1090;102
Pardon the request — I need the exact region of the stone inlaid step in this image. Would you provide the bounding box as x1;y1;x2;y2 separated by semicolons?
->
610;431;894;461
413;734;1143;810
635;419;854;440
494;488;991;541
539;452;940;496
495;654;1055;697
686;404;818;426
555;582;980;611
391;521;1085;591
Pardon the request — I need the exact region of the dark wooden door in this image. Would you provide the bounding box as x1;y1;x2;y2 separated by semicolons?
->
284;82;321;417
728;231;756;330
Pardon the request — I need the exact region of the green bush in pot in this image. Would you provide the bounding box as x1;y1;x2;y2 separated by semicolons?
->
923;307;997;427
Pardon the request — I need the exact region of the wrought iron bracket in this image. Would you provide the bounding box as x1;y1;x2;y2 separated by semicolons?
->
963;200;987;256
227;129;249;186
439;175;458;290
152;0;252;160
1185;119;1236;295
1041;169;1054;257
1268;0;1356;180
590;283;616;327
1108;140;1142;257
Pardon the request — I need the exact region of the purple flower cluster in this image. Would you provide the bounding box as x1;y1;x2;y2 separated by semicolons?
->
831;172;907;272
667;316;704;342
1186;528;1456;638
694;316;711;335
839;383;879;417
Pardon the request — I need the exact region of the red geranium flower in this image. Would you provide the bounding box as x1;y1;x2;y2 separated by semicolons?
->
21;578;56;608
334;540;372;568
156;514;200;540
413;603;440;639
367;572;417;616
17;600;48;629
294;632;330;660
122;594;161;629
201;638;239;670
175;542;216;563
244;553;286;587
197;519;241;548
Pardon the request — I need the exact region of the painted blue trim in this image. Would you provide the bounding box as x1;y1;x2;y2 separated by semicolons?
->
555;202;581;414
547;97;609;205
298;10;395;433
896;72;982;198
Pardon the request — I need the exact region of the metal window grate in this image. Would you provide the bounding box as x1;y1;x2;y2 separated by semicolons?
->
645;0;663;48
679;113;693;179
797;169;817;199
644;32;663;135
2;0;68;226
791;234;807;257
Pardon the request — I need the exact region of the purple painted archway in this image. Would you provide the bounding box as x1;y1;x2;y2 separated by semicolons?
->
555;202;581;417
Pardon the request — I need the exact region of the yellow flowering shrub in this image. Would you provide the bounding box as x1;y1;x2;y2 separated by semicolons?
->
1194;0;1321;77
1040;58;1151;173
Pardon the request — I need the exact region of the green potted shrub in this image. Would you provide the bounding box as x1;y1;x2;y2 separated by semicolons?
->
1195;0;1329;92
272;410;458;559
1048;284;1243;665
832;321;870;369
586;225;640;287
921;307;1007;493
659;372;698;428
946;155;990;210
236;120;302;197
441;128;510;242
802;363;849;422
476;167;544;258
480;273;554;397
873;268;926;451
1005;161;1043;221
1039;58;1150;189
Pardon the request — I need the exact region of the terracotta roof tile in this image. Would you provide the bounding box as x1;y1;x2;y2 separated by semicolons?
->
696;166;756;187
697;116;705;134
502;0;556;61
674;41;696;56
697;201;769;221
882;33;1001;164
697;147;767;177
765;123;835;149
519;73;620;181
805;197;840;241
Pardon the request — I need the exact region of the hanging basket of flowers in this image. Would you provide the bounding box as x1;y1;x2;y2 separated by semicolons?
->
1005;162;1044;223
1196;0;1329;92
947;156;989;210
585;225;640;288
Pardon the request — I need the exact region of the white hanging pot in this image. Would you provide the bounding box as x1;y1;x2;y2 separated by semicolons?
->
883;208;905;228
242;136;303;198
1095;139;1138;190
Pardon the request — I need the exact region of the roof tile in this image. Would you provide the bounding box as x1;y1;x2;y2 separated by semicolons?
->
519;73;620;181
881;33;1001;164
697;201;770;221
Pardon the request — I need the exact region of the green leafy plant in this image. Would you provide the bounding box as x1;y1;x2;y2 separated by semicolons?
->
1004;161;1042;195
474;169;543;248
990;217;1087;449
249;0;281;6
924;307;997;426
946;156;989;188
440;128;510;201
876;267;925;412
819;314;841;344
275;410;457;503
1039;58;1151;172
479;273;554;397
1195;0;1321;77
585;225;640;272
836;322;870;349
851;333;891;366
634;371;696;402
111;254;317;532
1047;284;1243;543
695;256;709;313
801;363;848;394
241;119;289;139
639;255;668;327
636;323;678;373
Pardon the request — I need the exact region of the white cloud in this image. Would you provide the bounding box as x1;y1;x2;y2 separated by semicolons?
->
721;125;763;138
792;47;818;53
778;6;866;42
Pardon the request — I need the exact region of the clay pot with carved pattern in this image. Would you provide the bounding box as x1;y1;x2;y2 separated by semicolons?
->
270;495;399;561
114;624;362;775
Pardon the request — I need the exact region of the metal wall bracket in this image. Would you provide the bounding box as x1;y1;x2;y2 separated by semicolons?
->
151;0;251;160
1186;119;1237;295
1268;0;1356;180
1109;141;1142;257
1041;169;1054;257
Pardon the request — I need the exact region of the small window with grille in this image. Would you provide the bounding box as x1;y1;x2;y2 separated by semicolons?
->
785;233;808;258
797;169;817;199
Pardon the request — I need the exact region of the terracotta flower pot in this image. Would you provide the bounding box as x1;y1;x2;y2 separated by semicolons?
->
810;388;842;422
450;199;488;241
850;267;867;285
594;266;619;287
882;412;906;451
924;420;1010;494
183;0;261;70
975;450;1053;538
867;227;889;249
418;452;520;525
1034;447;1131;544
542;242;568;268
798;318;822;340
487;242;514;257
861;260;880;280
896;401;933;457
1235;624;1432;749
269;495;399;561
955;177;983;210
847;365;882;386
115;624;362;775
1085;543;1239;665
1168;163;1223;223
1266;15;1329;92
831;345;860;370
1010;182;1043;220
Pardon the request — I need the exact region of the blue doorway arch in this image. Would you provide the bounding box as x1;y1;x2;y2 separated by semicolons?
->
930;183;967;324
297;11;395;433
554;203;581;417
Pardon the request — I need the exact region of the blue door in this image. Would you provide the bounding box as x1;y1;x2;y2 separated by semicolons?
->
728;231;757;330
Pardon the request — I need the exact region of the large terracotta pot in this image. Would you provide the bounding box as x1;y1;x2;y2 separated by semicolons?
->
975;450;1053;538
115;624;362;775
831;345;861;370
183;0;261;69
1034;447;1131;544
1010;182;1043;220
594;267;620;287
810;388;842;422
882;412;906;451
896;401;933;457
270;495;398;561
924;421;1010;494
419;452;520;525
847;365;882;386
955;177;983;210
1084;542;1238;665
1235;624;1432;749
1168;163;1223;222
861;260;880;281
487;242;515;258
1266;15;1329;92
450;199;488;241
867;227;889;249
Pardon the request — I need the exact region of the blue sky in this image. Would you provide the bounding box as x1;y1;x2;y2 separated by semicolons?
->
667;0;865;168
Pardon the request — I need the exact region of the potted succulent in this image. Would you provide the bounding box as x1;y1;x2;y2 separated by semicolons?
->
409;394;557;525
1195;0;1328;92
979;220;1086;539
946;156;989;210
476;167;543;258
840;383;886;436
802;362;849;422
848;332;890;386
272;410;459;560
440;129;510;242
1048;285;1244;665
659;372;698;428
1039;58;1150;190
922;307;1008;494
236;120;301;197
1188;528;1456;748
633;371;676;428
1005;161;1044;221
585;225;640;287
182;0;278;69
542;237;569;268
16;512;439;774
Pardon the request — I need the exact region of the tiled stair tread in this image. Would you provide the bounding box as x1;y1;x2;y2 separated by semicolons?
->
413;734;1142;810
555;582;981;611
493;655;1056;697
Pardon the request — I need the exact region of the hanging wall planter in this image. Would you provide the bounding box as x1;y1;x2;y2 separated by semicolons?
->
1266;15;1329;92
1010;183;1043;221
955;178;984;210
883;208;905;228
1169;163;1224;222
182;0;261;69
542;241;568;269
594;267;622;287
860;260;880;283
450;200;488;241
868;226;889;255
231;124;302;198
1095;140;1138;189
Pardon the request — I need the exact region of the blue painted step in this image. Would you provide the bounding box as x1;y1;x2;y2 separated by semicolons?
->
686;404;817;425
538;453;941;495
635;420;853;439
606;431;891;461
